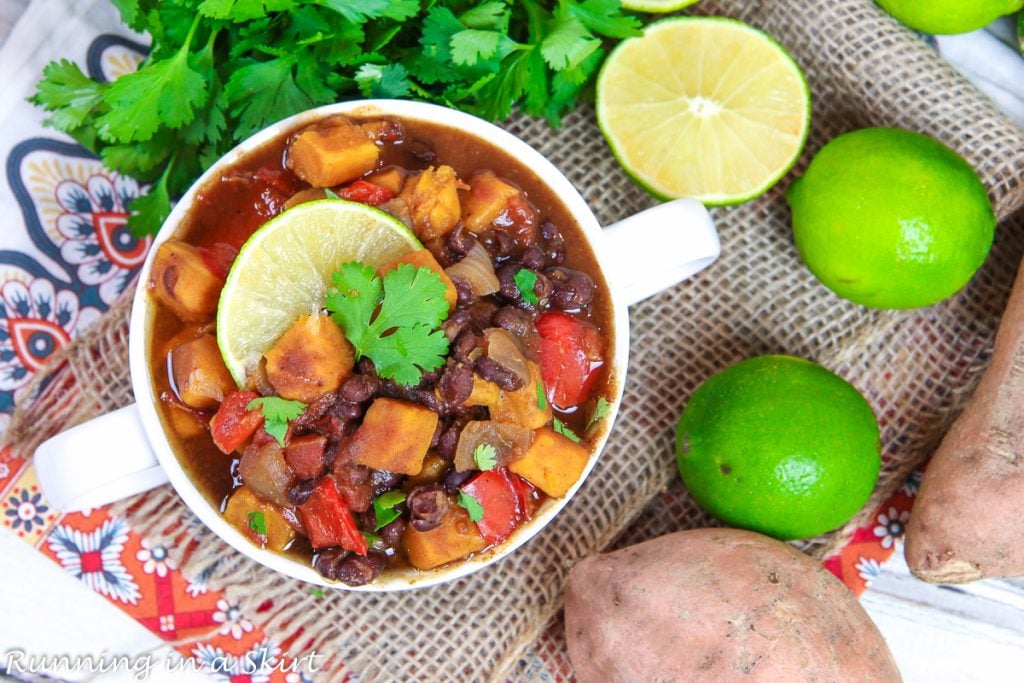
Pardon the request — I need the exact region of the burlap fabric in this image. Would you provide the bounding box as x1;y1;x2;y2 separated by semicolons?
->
7;0;1024;680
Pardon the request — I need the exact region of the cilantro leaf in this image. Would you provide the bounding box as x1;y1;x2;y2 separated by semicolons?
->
97;17;208;143
319;0;419;23
541;13;600;71
536;380;548;411
373;491;407;530
514;268;539;305
457;491;484;523
450;29;517;66
473;443;498;471
568;0;642;39
224;55;314;139
553;418;582;444
310;587;325;596
362;530;383;546
588;397;611;429
247;396;307;446
326;263;449;386
355;63;412;98
30;60;107;132
199;0;297;22
247;510;267;536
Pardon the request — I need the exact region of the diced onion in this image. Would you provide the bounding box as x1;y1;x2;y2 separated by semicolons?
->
445;242;500;296
484;327;531;387
454;420;535;472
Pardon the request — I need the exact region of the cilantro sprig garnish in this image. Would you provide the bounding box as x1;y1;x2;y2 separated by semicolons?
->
247;396;306;446
587;397;611;429
326;262;449;386
553;417;582;444
473;443;498;471
514;269;540;305
457;491;485;522
247;510;267;536
373;491;407;530
30;0;642;235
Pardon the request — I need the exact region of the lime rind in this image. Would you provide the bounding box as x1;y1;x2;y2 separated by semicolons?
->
621;0;700;13
217;199;421;385
596;16;812;205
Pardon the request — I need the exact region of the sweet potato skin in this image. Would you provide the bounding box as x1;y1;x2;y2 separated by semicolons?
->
906;260;1024;583
565;529;901;683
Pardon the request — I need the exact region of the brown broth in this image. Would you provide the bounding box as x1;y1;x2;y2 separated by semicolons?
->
149;113;616;568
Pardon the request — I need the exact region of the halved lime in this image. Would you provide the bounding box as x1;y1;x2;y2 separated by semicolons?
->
217;199;421;385
596;17;811;204
621;0;700;13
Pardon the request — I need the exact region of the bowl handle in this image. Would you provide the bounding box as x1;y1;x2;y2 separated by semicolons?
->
34;403;168;512
603;198;720;306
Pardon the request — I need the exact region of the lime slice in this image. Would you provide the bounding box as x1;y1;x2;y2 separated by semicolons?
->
621;0;699;13
596;17;811;204
217;199;421;385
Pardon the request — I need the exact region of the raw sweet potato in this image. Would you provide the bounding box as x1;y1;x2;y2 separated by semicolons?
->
906;258;1024;583
565;528;902;683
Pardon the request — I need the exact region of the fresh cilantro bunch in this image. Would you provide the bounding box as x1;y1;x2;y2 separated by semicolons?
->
29;0;641;235
326;261;450;386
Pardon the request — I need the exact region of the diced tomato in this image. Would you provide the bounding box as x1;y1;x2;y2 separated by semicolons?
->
210;390;264;454
509;472;538;520
197;242;238;280
298;477;368;554
535;311;605;409
337;180;394;205
460;468;526;545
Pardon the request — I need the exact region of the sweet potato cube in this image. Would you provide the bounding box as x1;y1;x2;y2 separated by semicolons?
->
461;171;522;232
402;504;487;570
509;427;590;498
264;314;354;403
223;485;296;552
286;121;379;187
349;398;438;475
465;376;501;409
149;240;225;322
282;187;327;210
366;167;406;195
169;334;236;409
490;360;552;430
402;165;462;241
378;249;457;310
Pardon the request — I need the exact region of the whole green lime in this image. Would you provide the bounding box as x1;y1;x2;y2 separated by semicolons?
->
675;355;881;540
876;0;1024;35
788;128;994;309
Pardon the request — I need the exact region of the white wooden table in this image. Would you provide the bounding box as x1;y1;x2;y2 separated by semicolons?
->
0;2;1023;680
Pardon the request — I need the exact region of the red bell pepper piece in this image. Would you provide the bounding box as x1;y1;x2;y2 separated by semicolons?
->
536;311;605;409
460;468;526;545
337;180;394;205
509;472;538;520
197;242;238;280
210;390;264;454
299;477;368;555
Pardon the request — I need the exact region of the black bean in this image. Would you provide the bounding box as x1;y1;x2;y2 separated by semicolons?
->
453;276;476;307
483;229;516;262
467;300;499;329
370;469;404;498
439;362;474;407
497;263;523;302
407;485;450;531
494;306;537;337
454;404;489;421
546;267;595;311
292;391;338;431
339;374;378;404
418;367;442;387
379;518;406;548
287;478;317;506
442;468;473;492
334;400;363;421
406;139;437;164
476;356;525;391
453;329;482;362
408;386;446;415
447;226;475;256
443;309;472;342
521;245;546;271
541;220;566;266
313;548;349;580
436;422;461;461
356;357;378;378
334;551;387;586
